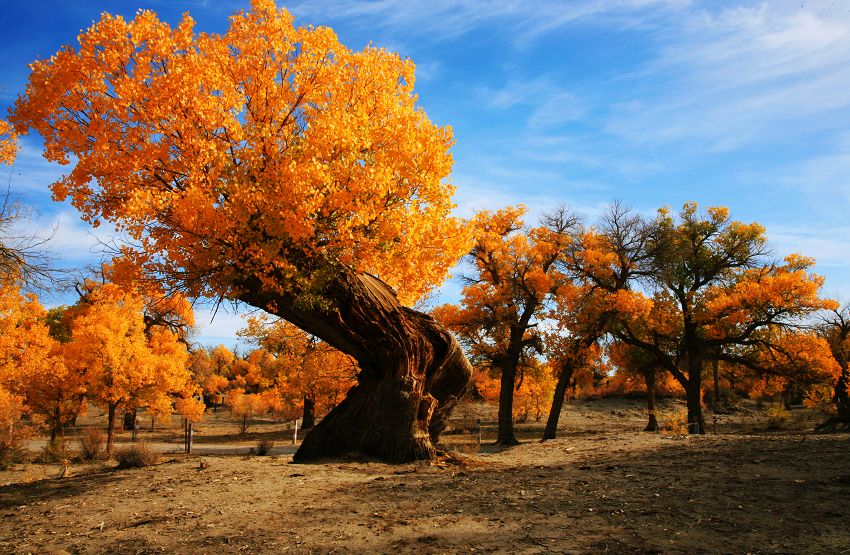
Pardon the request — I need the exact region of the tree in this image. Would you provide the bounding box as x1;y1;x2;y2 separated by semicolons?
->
227;388;274;434
0;119;17;166
434;207;570;445
239;315;357;428
11;0;472;462
618;203;835;434
0;281;64;446
541;204;654;440
607;341;671;432
26;306;86;443
65;283;149;452
817;306;850;426
66;281;195;452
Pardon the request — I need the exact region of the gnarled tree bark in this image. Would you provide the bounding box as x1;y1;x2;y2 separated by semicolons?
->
238;272;472;463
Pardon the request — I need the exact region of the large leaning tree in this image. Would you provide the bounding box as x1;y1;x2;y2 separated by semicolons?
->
10;0;473;462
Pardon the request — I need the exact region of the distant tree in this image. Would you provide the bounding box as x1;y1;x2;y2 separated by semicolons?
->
239;315;356;428
434;206;570;445
817;305;850;426
618;203;835;433
26;306;86;444
66;282;195;452
607;341;669;432
541;204;654;440
0;281;63;444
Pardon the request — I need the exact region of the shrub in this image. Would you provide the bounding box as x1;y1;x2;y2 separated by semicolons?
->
37;442;67;464
766;405;791;429
0;390;29;469
660;409;689;434
77;428;106;461
0;435;28;470
114;441;160;469
256;439;275;456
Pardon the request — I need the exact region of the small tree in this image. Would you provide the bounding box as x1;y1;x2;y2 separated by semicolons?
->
67;282;196;452
435;207;570;446
228;389;273;434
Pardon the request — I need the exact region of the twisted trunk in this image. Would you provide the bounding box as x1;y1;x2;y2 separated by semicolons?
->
238;272;472;463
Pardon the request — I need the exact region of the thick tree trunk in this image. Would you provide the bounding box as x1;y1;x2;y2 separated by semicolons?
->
834;368;850;422
50;403;61;445
302;396;316;430
106;403;117;454
542;362;575;441
644;372;659;432
238;272;472;463
712;358;722;412
496;364;520;446
686;361;705;435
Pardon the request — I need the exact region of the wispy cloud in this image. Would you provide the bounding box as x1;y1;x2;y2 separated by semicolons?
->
289;0;688;45
12;209;116;267
770;224;850;270
481;77;585;130
191;305;252;349
605;3;850;150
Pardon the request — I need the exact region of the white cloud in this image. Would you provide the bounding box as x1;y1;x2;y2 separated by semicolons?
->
481;77;585;130
191;305;254;349
12;209;117;267
769;224;850;270
605;3;850;150
289;0;689;45
3;139;68;197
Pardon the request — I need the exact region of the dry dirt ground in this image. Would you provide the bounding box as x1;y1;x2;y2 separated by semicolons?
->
1;398;848;554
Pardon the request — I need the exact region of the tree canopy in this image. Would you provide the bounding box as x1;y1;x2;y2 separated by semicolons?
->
11;0;468;306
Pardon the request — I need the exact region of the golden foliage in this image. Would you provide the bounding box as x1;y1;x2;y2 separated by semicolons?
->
0;120;18;165
12;0;469;305
238;315;356;418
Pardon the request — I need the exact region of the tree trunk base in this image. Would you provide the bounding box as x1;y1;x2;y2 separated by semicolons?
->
294;376;436;463
494;437;521;447
644;415;659;432
293;305;471;464
240;273;472;464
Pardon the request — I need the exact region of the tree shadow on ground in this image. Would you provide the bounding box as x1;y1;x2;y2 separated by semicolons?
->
0;467;124;509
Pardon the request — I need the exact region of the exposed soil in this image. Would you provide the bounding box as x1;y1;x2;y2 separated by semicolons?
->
1;398;848;554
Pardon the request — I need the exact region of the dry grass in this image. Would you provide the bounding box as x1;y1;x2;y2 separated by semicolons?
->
114;441;160;469
77;428;107;461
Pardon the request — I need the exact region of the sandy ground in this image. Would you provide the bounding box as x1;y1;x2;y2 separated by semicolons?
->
1;398;848;554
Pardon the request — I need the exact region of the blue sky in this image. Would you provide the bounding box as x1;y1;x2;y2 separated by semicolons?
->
2;0;849;347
